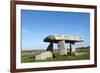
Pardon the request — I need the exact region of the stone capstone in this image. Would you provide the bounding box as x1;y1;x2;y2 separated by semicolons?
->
35;51;53;61
44;34;83;43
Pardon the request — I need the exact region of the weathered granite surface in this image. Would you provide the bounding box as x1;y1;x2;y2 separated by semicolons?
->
44;34;83;43
35;51;53;61
57;40;67;55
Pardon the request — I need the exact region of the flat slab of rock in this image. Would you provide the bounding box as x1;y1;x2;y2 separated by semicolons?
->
35;51;53;61
44;34;83;43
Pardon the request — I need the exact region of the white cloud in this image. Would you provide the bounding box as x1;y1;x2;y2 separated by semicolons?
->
22;29;33;34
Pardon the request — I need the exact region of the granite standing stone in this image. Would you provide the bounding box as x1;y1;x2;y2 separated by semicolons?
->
57;40;67;55
47;42;53;51
69;43;76;55
71;43;76;53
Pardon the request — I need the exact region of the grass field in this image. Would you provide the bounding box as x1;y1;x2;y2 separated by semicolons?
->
21;47;90;63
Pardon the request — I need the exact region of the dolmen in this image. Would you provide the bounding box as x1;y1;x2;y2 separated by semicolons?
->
43;34;83;56
35;34;83;61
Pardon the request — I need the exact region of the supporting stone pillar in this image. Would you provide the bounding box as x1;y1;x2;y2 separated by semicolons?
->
57;40;67;55
69;42;76;55
69;43;72;55
47;42;53;52
71;43;76;53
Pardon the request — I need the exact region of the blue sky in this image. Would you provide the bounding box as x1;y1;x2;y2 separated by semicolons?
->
21;10;90;50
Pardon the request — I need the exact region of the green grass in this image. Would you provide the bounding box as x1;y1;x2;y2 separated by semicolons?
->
21;48;90;63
